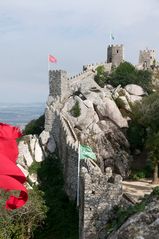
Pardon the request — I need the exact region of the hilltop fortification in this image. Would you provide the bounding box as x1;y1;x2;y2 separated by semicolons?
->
44;44;158;238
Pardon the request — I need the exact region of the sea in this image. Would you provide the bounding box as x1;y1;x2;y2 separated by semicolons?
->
0;102;45;129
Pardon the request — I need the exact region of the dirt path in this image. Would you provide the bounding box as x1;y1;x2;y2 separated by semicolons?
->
122;180;159;203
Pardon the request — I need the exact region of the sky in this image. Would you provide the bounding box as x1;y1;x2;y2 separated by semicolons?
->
0;0;159;103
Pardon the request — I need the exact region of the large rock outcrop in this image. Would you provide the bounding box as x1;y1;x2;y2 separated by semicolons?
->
17;133;56;187
108;192;159;239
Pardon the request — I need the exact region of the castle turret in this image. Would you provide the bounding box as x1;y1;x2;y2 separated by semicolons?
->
139;49;156;69
49;70;68;101
107;44;124;67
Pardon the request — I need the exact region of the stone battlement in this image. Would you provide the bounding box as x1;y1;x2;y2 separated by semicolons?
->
49;69;67;74
140;49;155;53
108;44;123;48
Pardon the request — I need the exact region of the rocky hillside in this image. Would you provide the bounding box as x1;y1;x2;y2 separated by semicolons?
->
17;62;159;239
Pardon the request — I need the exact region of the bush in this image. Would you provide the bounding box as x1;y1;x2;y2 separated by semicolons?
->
23;114;45;136
94;65;108;87
28;161;41;174
109;62;152;92
0;189;47;239
127;122;146;151
70;100;81;117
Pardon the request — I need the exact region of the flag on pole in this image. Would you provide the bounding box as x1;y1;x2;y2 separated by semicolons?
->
0;123;28;209
110;33;115;41
48;54;57;63
77;143;96;206
80;144;96;160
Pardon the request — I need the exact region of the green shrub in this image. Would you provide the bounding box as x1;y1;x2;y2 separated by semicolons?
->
0;189;47;239
23;114;45;136
131;171;146;180
109;62;152;92
28;161;41;174
70;100;81;117
94;65;108;87
127;122;146;151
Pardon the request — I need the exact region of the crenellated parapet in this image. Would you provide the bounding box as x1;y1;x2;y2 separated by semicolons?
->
83;62;112;72
56;113;79;200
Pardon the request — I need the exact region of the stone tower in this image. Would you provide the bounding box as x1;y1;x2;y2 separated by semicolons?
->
139;49;156;69
49;70;68;101
107;44;124;67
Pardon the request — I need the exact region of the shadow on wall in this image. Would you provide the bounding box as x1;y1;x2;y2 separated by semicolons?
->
33;152;79;239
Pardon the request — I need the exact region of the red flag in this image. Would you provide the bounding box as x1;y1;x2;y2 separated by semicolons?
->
0;123;28;209
48;54;57;63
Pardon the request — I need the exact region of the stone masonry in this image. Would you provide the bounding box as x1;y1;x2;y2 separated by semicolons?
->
79;160;122;239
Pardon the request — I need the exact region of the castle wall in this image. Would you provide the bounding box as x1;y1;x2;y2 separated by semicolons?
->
44;95;61;132
45;104;79;200
45;65;124;239
83;62;112;72
107;45;124;67
58;114;79;200
79;161;123;239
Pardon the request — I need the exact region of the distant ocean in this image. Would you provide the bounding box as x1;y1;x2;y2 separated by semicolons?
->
0;103;45;129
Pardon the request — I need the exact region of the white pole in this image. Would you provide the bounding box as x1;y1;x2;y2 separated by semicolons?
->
77;142;80;207
109;32;112;45
48;54;50;73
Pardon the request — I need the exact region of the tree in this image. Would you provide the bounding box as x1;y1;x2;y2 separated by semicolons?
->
130;93;159;183
94;65;108;87
70;100;81;117
110;62;136;87
23;114;45;136
132;93;159;132
109;62;152;92
146;132;159;184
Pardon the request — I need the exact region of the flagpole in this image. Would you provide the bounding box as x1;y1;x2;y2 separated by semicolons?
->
48;54;50;73
77;142;80;207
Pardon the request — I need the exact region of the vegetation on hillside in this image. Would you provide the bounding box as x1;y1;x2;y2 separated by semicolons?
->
128;93;159;183
94;62;152;92
0;189;47;239
0;116;78;239
70;100;81;117
23;114;45;136
0;152;78;239
94;65;108;87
